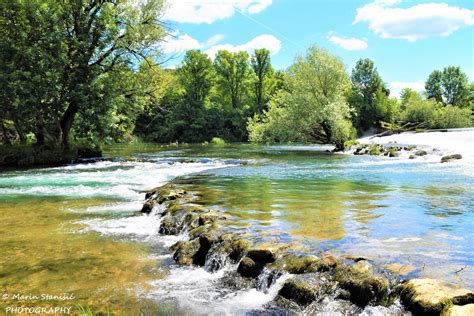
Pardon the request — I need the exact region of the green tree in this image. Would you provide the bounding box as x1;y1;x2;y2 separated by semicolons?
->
214;50;251;109
177;50;214;105
248;46;354;149
251;48;274;112
349;58;390;131
0;0;166;147
425;67;471;107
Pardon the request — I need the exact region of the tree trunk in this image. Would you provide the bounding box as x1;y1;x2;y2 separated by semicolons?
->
60;103;78;148
13;119;27;144
1;120;11;145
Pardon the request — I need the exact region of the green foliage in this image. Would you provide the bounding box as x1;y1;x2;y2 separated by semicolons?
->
399;93;472;128
349;58;392;132
210;137;226;145
248;46;354;149
0;0;166;148
425;66;471;107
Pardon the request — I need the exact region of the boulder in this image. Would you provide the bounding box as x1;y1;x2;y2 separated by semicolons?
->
237;256;261;278
159;215;184;235
388;151;400;158
409;155;416;159
399;278;474;315
247;249;277;264
441;154;462;163
172;239;201;265
335;266;389;307
278;273;334;306
415;150;428;156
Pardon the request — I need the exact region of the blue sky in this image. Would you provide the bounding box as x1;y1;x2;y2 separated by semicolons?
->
161;0;474;96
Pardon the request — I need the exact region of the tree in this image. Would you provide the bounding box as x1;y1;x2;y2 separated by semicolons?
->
248;46;354;149
425;67;471;107
214;50;251;109
177;50;214;105
0;0;166;147
251;49;274;112
425;70;444;103
349;58;390;131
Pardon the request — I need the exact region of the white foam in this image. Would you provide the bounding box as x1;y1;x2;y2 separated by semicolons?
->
359;128;474;163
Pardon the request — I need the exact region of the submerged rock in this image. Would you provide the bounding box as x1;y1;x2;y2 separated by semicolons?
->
399;278;474;315
441;154;462;163
321;251;340;267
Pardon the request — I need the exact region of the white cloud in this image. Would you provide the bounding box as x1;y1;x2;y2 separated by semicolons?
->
204;34;282;58
328;36;368;51
164;0;273;24
354;0;474;42
161;33;281;60
389;81;425;98
162;33;201;54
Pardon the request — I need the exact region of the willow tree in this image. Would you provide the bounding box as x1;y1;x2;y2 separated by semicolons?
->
248;46;354;149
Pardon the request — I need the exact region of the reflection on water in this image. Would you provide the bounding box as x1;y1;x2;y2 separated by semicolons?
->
185;176;387;241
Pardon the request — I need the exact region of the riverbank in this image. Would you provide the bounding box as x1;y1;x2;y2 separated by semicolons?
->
0;145;102;168
141;182;474;315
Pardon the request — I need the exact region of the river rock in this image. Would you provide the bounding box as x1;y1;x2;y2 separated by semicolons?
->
268;254;328;274
321;251;339;267
237;256;261;278
441;154;462;163
159;214;184;235
172;239;201;265
247;249;277;264
442;304;474;316
335;266;389;307
140;200;155;213
399;278;474;315
278;273;335;306
415;150;428;156
209;236;251;263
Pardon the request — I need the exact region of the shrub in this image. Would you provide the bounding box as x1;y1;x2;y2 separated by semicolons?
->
210;137;226;145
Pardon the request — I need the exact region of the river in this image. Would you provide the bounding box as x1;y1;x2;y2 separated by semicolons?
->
0;130;473;315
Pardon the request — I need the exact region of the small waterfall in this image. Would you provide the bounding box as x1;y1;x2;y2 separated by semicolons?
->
256;268;282;293
204;251;227;272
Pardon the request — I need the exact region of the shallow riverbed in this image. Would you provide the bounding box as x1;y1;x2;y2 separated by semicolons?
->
0;132;472;314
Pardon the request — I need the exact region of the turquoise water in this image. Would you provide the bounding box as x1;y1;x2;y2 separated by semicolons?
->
0;142;472;313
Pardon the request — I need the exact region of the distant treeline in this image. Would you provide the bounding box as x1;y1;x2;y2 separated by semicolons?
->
1;1;472;150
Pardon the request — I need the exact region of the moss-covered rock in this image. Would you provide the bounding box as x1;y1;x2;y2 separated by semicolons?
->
172;239;201;265
268;254;328;274
415;150;428;156
247;249;277;264
321;251;339;267
399;278;474;315
441;154;462;163
278;273;334;306
159;215;184;235
237;256;261;278
334;266;389;307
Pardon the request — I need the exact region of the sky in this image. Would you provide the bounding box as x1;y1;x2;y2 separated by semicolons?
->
160;0;474;97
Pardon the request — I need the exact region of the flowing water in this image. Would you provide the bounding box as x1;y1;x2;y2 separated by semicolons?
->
0;130;473;315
